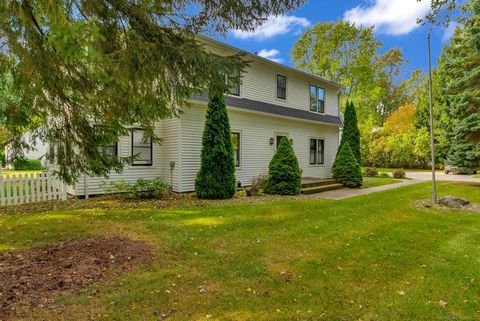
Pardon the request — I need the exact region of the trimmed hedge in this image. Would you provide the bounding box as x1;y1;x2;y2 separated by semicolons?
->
333;142;362;187
363;167;378;177
13;159;43;170
338;101;361;165
264;137;301;195
195;92;236;199
392;169;406;179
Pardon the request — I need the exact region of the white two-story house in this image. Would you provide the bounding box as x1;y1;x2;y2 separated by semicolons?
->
69;36;343;196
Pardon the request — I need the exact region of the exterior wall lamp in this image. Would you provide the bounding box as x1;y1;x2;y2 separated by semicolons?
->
269;137;274;145
290;138;294;145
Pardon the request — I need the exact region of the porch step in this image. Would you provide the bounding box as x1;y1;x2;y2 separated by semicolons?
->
301;183;343;195
301;178;337;189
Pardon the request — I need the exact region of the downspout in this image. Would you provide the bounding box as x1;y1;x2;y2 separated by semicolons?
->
84;175;89;199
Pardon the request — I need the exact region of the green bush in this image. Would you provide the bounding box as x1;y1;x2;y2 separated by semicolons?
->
102;178;169;199
13;159;43;170
264;137;301;195
363;167;378;177
333;142;363;188
338;101;361;165
195;92;236;199
392;169;406;179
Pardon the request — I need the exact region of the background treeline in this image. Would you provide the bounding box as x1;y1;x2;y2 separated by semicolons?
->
292;0;479;170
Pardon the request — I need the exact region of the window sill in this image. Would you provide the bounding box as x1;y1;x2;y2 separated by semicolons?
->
308;164;326;168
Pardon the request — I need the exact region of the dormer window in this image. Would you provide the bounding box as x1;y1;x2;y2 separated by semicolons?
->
310;85;325;113
276;74;287;100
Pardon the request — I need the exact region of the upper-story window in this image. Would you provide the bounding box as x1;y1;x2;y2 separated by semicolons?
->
310;85;325;113
228;71;240;96
277;74;287;100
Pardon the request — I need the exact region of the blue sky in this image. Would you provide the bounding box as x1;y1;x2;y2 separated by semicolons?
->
215;0;455;78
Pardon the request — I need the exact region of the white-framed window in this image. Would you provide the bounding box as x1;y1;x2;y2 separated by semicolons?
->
231;131;241;167
131;128;152;166
104;142;118;157
309;138;325;165
309;85;325;113
228;71;241;96
277;74;287;100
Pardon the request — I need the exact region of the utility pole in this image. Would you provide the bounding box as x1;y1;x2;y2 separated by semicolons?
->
427;33;437;203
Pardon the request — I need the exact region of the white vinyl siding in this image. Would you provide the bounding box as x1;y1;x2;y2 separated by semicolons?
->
202;41;341;116
178;104;339;192
70;39;343;196
71;119;181;196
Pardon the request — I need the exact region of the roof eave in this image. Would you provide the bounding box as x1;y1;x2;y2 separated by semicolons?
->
196;34;344;90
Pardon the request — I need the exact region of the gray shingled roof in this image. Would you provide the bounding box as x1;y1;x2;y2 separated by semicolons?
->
191;95;343;126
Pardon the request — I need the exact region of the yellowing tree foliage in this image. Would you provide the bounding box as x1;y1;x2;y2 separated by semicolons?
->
383;104;416;135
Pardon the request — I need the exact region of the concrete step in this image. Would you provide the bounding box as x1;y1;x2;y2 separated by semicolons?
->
301;183;343;195
301;178;337;189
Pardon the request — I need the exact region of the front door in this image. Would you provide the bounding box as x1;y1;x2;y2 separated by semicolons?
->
276;135;287;149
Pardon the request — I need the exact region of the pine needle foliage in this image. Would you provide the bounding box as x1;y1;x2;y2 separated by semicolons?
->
438;0;480;172
0;0;304;183
264;137;301;195
338;101;361;165
195;91;236;199
333;142;363;188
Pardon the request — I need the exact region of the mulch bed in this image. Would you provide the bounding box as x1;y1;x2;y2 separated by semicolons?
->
0;237;152;319
413;199;480;211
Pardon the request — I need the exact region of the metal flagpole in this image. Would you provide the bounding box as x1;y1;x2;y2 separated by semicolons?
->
427;33;437;203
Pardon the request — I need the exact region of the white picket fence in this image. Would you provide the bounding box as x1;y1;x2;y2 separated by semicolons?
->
0;172;67;206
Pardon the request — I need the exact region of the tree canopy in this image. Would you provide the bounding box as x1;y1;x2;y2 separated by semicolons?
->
437;0;480;171
291;20;410;126
0;0;303;183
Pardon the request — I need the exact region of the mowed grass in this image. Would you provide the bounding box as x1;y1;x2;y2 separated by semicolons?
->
1;181;480;320
1;169;42;177
362;176;404;188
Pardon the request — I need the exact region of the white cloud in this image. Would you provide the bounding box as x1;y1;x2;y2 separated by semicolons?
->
442;22;459;43
344;0;431;35
257;49;283;63
231;15;310;40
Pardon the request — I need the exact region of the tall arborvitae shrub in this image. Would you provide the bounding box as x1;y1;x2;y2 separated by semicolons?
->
264;137;301;195
333;142;363;187
339;101;361;165
195;92;236;199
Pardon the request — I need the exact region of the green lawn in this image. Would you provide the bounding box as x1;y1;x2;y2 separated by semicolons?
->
362;176;403;188
1;181;480;320
1;169;42;177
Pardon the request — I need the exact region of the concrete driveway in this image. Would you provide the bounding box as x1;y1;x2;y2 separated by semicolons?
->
406;171;480;183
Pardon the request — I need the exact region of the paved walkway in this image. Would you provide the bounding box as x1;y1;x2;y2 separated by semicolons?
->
315;179;422;200
314;172;480;200
405;171;480;183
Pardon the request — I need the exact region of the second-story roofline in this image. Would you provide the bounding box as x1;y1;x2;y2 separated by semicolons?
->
197;34;344;90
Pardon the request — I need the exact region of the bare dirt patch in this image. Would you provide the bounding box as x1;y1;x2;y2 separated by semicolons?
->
0;237;152;319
